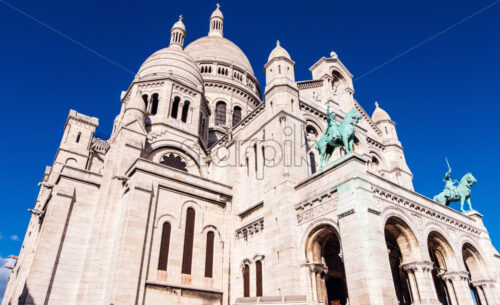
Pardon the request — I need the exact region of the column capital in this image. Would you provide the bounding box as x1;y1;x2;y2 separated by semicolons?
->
470;279;496;289
439;271;469;282
401;260;434;272
304;262;328;275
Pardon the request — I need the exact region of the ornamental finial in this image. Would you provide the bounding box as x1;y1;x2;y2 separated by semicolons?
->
375;101;379;108
216;3;220;9
276;40;280;46
179;15;183;21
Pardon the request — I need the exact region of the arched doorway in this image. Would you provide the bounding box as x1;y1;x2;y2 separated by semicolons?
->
428;232;455;305
463;244;487;305
306;225;349;305
384;217;418;305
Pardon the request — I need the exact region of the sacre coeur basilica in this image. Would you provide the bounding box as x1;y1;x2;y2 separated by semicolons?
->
2;5;499;305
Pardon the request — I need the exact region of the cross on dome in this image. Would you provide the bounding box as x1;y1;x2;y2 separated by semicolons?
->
179;15;183;21
375;101;379;108
276;40;280;46
216;3;220;9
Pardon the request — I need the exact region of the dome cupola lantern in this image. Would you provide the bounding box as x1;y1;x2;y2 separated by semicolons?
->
209;3;224;37
170;15;186;50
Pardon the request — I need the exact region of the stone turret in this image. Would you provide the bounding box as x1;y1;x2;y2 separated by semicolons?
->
169;15;186;50
208;4;224;37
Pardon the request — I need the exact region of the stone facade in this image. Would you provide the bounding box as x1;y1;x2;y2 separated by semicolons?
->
2;6;500;305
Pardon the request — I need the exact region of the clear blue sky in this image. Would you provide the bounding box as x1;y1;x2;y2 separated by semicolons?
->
0;0;499;297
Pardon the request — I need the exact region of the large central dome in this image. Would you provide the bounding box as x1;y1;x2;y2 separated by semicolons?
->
185;36;254;76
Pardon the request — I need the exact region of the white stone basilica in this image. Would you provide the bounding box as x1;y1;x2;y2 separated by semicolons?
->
2;5;500;305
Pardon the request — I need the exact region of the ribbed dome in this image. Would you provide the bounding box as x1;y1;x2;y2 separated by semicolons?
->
136;48;203;88
185;36;254;75
268;41;291;62
371;101;392;123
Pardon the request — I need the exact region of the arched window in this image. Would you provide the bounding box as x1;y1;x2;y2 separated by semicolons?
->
158;222;171;271
204;231;215;278
278;65;281;74
256;261;263;297
309;153;316;174
243;264;250;297
171;96;180;119
385;126;388;135
181;208;195;274
181;101;190;123
142;94;149;111
215;101;226;125
232;106;242;126
151;93;159;115
76;132;81;143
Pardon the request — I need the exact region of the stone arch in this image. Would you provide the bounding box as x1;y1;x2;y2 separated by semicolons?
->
384;216;421;262
384;216;420;305
427;230;458;305
304;223;348;305
155;213;177;229
65;158;78;167
149;143;203;176
179;200;203;231
201;224;223;242
368;150;387;172
462;243;487;282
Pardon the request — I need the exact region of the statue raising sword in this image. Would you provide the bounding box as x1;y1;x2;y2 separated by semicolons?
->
433;158;477;212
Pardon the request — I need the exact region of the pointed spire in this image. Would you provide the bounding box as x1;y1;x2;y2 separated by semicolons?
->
209;4;224;37
170;15;186;50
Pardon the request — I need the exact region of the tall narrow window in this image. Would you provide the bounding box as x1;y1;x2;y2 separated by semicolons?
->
278;65;281;74
310;153;316;174
181;208;195;274
204;231;215;278
151;93;159;115
171;96;180;119
256;261;263;297
215;101;226;125
232;106;242;126
142;94;149;111
246;157;249;176
158;222;171;271
76;132;81;143
181;101;190;123
254;143;258;172
262;146;266;167
243;264;250;297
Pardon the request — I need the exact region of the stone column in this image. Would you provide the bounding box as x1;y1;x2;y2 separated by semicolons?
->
472;280;498;305
445;272;474;305
402;265;421;303
401;261;440;304
439;273;459;305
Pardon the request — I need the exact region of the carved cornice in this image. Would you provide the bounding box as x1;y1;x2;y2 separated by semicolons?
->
235;217;264;241
295;188;338;225
136;81;165;90
366;136;385;151
173;83;198;97
297;80;323;90
372;186;481;235
299;101;327;121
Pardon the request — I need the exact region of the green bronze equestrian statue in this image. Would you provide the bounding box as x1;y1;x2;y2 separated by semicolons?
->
316;105;362;169
433;167;477;213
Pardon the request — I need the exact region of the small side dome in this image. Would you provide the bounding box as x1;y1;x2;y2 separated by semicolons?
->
371;101;392;123
126;94;146;114
172;15;186;32
268;40;291;62
210;3;224;19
